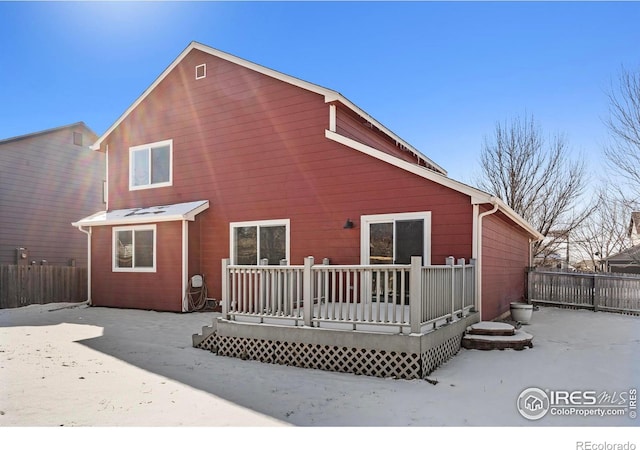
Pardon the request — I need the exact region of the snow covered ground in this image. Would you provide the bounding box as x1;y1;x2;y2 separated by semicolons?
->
1;302;638;448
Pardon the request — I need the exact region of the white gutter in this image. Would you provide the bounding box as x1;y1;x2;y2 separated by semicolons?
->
181;220;189;312
76;226;92;305
474;198;499;320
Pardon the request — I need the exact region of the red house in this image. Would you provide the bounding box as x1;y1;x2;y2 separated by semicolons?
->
74;41;541;324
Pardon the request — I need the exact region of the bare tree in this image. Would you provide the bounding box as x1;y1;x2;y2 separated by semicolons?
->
604;66;640;206
571;190;631;271
477;115;593;266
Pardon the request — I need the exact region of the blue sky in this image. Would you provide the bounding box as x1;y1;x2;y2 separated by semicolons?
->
1;1;639;184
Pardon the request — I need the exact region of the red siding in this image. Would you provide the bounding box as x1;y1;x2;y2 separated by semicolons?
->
89;47;529;313
91;222;183;311
189;148;475;300
335;105;432;167
481;211;531;320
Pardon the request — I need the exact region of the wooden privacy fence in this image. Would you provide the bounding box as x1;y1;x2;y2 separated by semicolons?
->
0;265;87;309
528;269;640;314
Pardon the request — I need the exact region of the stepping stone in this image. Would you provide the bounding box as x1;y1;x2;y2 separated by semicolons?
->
466;321;515;336
462;329;534;351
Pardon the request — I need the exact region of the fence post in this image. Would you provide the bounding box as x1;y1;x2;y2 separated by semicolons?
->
303;256;314;327
410;256;423;334
526;267;534;302
221;259;230;319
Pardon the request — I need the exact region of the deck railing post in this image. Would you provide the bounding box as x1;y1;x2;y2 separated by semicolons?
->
446;256;455;322
409;256;423;334
469;258;477;311
221;258;230;319
303;256;314;327
458;258;465;314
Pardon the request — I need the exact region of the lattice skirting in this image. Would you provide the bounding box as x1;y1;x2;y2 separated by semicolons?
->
422;334;462;375
195;331;463;380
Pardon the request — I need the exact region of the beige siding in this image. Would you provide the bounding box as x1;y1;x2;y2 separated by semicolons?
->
0;124;105;266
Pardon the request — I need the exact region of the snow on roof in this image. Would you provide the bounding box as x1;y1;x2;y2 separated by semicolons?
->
72;200;209;227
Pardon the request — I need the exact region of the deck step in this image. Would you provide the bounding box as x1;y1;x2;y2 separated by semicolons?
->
192;325;216;348
462;329;533;351
466;321;516;336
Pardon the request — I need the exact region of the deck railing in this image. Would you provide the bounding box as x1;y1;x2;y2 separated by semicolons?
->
222;256;476;334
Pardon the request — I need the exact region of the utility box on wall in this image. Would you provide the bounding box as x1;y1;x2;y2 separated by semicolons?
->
15;247;28;265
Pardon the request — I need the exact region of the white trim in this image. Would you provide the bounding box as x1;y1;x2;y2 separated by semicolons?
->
326;129;543;241
73;200;209;228
229;219;290;265
195;63;206;80
181;220;189;312
329;104;336;133
105;146;109;209
112;224;157;273
360;211;432;265
472;204;479;260
129;139;173;191
475;202;500;319
327;130;487;203
89;41;443;175
77;226;92;305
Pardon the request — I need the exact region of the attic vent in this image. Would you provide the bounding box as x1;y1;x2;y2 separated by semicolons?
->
73;131;83;146
195;64;206;80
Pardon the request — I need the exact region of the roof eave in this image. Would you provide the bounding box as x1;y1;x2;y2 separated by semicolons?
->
90;42;445;175
72;200;210;227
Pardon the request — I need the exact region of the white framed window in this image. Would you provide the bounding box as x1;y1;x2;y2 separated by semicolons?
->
113;224;157;272
129;139;173;190
361;212;431;265
195;63;206;80
230;219;290;265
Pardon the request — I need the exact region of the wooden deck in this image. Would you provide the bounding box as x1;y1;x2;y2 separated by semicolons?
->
193;256;479;379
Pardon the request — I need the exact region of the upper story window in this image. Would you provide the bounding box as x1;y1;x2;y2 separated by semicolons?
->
129;139;173;190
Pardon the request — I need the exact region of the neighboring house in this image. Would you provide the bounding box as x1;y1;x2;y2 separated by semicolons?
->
604;244;640;274
533;229;571;269
629;212;640;246
0;122;105;267
73;41;542;321
603;212;640;274
574;259;598;272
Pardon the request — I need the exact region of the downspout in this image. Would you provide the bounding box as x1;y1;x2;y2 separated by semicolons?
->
76;225;92;305
475;197;499;320
181;220;189;312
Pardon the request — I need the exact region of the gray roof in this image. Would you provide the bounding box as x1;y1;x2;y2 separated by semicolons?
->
604;244;640;263
0;122;96;146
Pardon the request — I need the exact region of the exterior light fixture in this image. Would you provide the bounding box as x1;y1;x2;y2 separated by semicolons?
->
344;219;354;229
